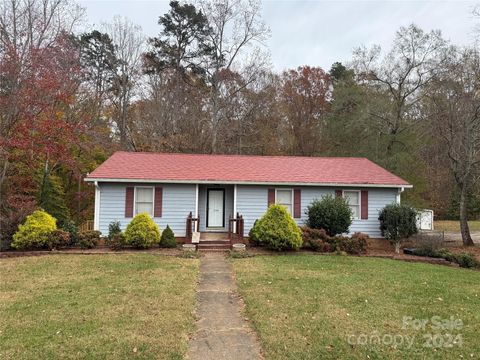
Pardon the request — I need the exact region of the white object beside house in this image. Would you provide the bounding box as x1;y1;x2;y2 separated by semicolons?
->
417;209;434;231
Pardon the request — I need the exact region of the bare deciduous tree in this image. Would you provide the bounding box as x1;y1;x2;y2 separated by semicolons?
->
104;16;145;150
352;24;446;166
427;47;480;246
198;0;270;153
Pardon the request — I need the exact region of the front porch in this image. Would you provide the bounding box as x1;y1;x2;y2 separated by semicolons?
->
184;184;245;248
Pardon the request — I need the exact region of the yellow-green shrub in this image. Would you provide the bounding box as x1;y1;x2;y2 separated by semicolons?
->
124;213;160;248
250;205;302;251
11;210;57;249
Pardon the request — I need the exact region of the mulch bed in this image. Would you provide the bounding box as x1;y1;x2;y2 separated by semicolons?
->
2;239;478;269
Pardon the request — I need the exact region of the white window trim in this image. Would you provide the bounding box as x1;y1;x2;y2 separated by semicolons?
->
134;186;155;217
342;190;361;220
275;188;294;214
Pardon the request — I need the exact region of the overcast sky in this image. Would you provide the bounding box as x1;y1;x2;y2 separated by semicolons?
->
78;0;479;72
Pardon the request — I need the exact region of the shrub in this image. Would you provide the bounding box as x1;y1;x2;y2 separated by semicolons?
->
248;220;260;246
250;204;302;251
11;210;57;249
159;225;176;248
379;204;418;253
47;229;70;250
333;233;368;255
301;227;334;252
108;233;125;251
78;230;101;249
453;253;480;269
409;248;479;269
108;221;122;240
60;219;78;245
124;213;160;248
306;195;352;236
0;204;36;250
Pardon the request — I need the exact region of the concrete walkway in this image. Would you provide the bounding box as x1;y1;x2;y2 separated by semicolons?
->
187;253;262;360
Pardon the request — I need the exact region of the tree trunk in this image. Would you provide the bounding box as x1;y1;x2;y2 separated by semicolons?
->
459;183;474;246
0;159;8;248
394;241;401;254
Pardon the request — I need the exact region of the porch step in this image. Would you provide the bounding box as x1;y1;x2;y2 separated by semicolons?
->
199;240;230;245
197;243;231;250
200;232;229;241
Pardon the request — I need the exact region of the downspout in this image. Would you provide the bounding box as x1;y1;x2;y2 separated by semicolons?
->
396;187;404;204
94;181;100;231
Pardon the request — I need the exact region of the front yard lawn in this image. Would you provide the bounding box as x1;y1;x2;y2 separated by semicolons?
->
0;254;199;359
232;255;480;359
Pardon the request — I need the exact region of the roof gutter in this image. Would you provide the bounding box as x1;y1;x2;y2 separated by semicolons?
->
84;177;412;189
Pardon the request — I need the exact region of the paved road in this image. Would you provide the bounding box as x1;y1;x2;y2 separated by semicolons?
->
187;253;262;360
419;230;480;245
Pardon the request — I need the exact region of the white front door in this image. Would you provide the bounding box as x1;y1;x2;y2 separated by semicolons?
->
207;189;224;227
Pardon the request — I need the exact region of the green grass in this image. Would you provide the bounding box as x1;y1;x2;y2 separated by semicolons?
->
232;254;480;359
0;254;199;360
435;220;480;231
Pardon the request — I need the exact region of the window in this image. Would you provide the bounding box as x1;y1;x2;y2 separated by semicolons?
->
276;189;293;214
135;187;154;215
343;190;360;219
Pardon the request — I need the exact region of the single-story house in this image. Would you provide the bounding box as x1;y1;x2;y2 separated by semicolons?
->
85;152;411;241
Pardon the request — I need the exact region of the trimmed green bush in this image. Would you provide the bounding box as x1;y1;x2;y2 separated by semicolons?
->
379;204;418;253
78;230;101;249
108;221;122;240
250;205;302;251
60;219;78;245
453;253;480;269
11;210;57;249
306;195;352;236
248;220;260;246
124;213;160;248
409;248;479;269
160;225;176;248
47;229;70;250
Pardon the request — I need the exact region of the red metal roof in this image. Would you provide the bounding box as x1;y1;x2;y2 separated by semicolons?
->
86;152;410;187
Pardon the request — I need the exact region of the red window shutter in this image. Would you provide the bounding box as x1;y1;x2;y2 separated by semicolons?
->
293;189;301;218
335;190;342;198
125;187;134;218
361;190;368;219
268;188;275;206
154;187;163;217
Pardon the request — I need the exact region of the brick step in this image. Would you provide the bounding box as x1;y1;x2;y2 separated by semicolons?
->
199;240;230;245
197;243;231;250
197;248;229;252
200;232;229;241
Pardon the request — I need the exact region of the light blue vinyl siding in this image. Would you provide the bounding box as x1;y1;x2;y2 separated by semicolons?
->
236;185;398;237
236;186;269;235
198;185;234;232
98;182;196;236
97;182;399;238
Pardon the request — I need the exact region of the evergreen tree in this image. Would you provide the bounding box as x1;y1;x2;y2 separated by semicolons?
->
37;172;71;227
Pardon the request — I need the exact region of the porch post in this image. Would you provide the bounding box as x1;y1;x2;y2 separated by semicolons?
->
195;184;199;232
233;184;237;233
94;181;100;231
